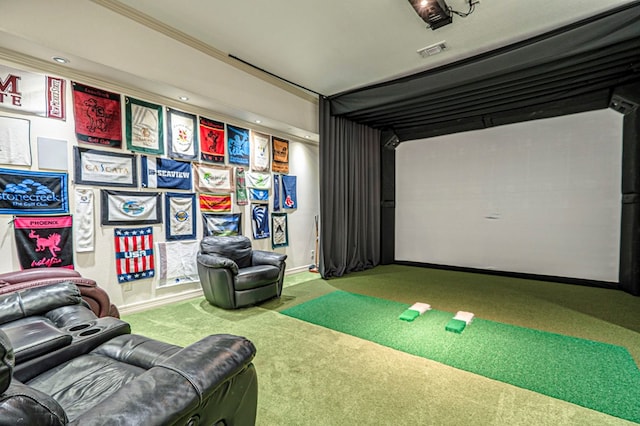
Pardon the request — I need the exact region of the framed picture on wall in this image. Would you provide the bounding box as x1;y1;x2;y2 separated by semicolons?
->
101;189;162;225
167;107;198;160
125;96;164;155
165;192;196;240
202;213;242;236
74;147;137;187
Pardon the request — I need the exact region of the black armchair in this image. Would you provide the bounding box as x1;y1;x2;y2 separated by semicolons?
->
197;236;287;309
0;282;259;425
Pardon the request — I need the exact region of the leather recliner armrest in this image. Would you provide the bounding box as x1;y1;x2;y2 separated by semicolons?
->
1;380;68;426
69;334;257;426
197;253;239;275
252;250;287;267
157;334;256;398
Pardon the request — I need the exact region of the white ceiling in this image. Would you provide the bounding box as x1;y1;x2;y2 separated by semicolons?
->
0;0;635;140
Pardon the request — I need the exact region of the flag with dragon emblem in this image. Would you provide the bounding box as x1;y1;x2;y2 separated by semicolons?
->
14;215;74;269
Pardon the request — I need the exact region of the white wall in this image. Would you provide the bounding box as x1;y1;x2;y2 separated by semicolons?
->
395;109;623;282
0;65;319;313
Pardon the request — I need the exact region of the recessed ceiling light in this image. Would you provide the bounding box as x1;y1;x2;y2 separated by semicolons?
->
52;56;69;64
255;120;262;124
305;135;310;139
179;96;189;101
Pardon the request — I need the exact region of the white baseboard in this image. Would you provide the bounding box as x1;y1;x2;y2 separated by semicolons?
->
119;288;204;316
118;265;313;315
287;265;314;274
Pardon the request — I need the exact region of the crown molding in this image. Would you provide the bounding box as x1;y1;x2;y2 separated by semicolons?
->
90;0;318;104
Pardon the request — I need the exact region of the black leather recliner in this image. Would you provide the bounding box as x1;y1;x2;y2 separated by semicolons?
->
197;236;287;309
0;281;258;425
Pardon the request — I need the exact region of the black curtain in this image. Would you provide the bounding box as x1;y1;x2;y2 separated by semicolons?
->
319;97;381;278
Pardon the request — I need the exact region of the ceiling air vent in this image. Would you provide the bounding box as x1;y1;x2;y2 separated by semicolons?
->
417;41;447;58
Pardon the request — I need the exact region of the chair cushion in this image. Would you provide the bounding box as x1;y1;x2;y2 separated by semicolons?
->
201;236;253;268
27;353;146;422
235;265;281;291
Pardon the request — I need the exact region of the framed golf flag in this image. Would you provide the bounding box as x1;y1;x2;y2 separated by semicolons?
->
165;192;196;240
251;204;270;240
0;116;31;166
199;117;225;163
14;215;74;269
251;130;270;172
271;213;288;248
0;168;69;215
193;163;233;193
74;147;137;187
199;193;232;213
272;136;289;174
125;96;164;155
227;124;250;166
101;190;162;225
72;82;122;147
202;213;242;236
141;156;192;190
167;107;198;160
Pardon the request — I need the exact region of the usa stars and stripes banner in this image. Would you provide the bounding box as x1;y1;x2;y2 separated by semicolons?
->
114;226;155;283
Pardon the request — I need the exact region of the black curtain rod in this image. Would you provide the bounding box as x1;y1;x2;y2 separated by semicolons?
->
228;54;324;97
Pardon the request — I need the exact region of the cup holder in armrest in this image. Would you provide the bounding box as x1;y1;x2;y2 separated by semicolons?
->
78;328;101;337
68;323;92;332
68;322;103;338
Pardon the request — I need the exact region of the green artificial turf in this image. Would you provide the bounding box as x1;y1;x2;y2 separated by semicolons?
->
281;290;640;423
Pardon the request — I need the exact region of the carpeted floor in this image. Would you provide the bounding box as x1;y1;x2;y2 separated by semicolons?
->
123;265;640;425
